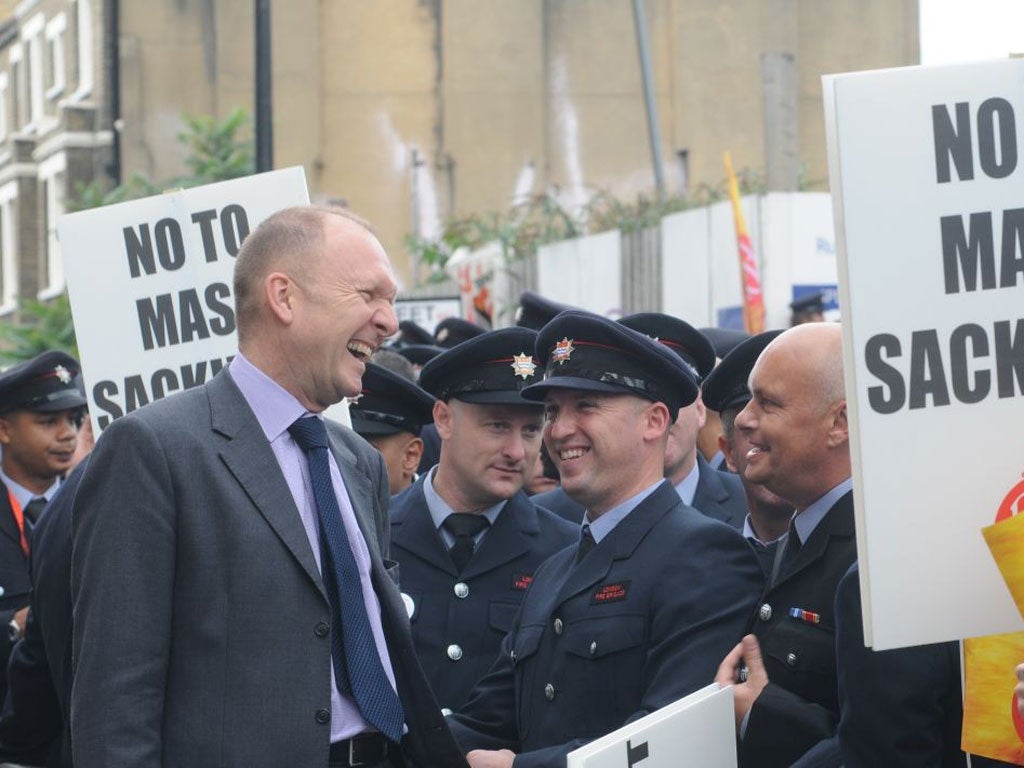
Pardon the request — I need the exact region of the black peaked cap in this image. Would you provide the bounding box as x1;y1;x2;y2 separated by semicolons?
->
701;330;784;413
522;310;698;417
433;317;486;349
619;312;716;382
0;350;87;414
350;362;436;436
419;327;541;405
515;291;578;331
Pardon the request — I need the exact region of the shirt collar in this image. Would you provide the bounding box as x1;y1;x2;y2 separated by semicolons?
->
742;513;786;546
585;480;663;544
0;466;59;509
792;477;853;545
229;353;309;442
423;466;505;530
673;460;700;506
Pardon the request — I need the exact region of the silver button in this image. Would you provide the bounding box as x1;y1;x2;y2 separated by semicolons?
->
786;652;798;667
454;582;469;599
510;649;517;663
589;641;597;656
758;603;772;621
0;586;5;597
544;683;555;701
553;618;563;635
447;644;463;661
441;708;453;716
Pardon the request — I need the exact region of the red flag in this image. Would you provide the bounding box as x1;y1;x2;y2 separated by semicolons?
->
723;152;765;334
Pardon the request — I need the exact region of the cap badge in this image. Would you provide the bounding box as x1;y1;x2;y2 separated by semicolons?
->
54;365;72;384
552;338;575;365
511;353;536;380
436;328;449;343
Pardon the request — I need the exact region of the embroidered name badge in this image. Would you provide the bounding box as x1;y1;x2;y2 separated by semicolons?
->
512;573;533;591
591;581;630;604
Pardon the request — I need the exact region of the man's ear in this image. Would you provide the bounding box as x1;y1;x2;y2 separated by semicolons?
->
0;415;12;447
826;400;849;448
264;272;296;325
643;400;672;441
433;400;454;441
402;437;424;478
718;432;739;473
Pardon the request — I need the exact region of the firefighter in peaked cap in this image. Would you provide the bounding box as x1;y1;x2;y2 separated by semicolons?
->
0;350;86;702
447;311;762;768
388;327;577;713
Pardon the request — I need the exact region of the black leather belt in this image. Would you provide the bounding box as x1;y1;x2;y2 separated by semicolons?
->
329;733;390;767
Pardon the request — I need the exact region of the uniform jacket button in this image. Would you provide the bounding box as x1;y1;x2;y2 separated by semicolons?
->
544;683;555;701
786;652;798;667
315;708;330;724
454;582;469;598
447;644;463;661
758;603;772;621
441;708;453;716
314;621;329;638
589;641;598;656
553;618;564;635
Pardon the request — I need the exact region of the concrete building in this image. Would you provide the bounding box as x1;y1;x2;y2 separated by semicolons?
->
0;0;918;308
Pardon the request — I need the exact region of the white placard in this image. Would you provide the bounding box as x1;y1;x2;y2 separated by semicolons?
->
394;297;460;332
566;684;736;768
825;59;1024;650
59;167;310;434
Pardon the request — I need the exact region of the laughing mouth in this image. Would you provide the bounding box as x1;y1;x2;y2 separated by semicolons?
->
559;447;589;461
347;340;374;360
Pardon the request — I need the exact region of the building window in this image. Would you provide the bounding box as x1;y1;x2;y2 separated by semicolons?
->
0;181;18;315
38;153;65;299
21;12;45;132
71;0;92;101
0;72;9;142
9;43;25;130
45;14;66;101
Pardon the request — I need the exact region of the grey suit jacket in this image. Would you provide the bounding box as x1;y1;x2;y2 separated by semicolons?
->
71;370;466;768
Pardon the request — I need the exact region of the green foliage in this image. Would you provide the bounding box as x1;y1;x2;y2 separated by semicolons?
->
68;108;254;213
2;109;256;364
0;293;78;364
406;164;793;281
178;108;255;183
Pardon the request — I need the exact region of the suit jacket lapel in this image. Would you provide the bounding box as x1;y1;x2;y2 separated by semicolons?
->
554;481;678;607
210;371;326;601
461;492;538;580
391;478;458;575
774;490;855;588
0;483;22;548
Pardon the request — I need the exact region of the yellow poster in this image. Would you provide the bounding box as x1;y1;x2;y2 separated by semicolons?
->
962;633;1024;764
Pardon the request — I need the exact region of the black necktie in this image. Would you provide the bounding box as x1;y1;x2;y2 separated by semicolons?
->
442;513;490;572
23;497;46;525
575;524;595;565
771;522;802;587
288;417;404;742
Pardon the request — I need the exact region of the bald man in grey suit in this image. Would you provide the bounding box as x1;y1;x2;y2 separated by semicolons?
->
71;207;467;768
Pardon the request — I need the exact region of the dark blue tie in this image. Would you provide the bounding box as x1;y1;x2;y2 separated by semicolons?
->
288;416;404;742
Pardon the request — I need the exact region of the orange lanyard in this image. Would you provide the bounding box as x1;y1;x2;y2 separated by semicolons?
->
6;487;29;557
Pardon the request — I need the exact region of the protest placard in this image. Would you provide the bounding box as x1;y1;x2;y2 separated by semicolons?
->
824;59;1024;649
59;167;309;434
566;684;736;768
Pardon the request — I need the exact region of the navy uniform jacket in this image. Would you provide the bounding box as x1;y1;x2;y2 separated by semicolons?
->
390;480;577;711
740;490;857;768
448;481;764;768
0;481;32;705
0;461;84;768
692;453;747;529
529;487;584;525
532;456;748;529
834;563;1015;768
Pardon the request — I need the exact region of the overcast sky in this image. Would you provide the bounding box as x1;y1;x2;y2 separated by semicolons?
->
920;0;1024;64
